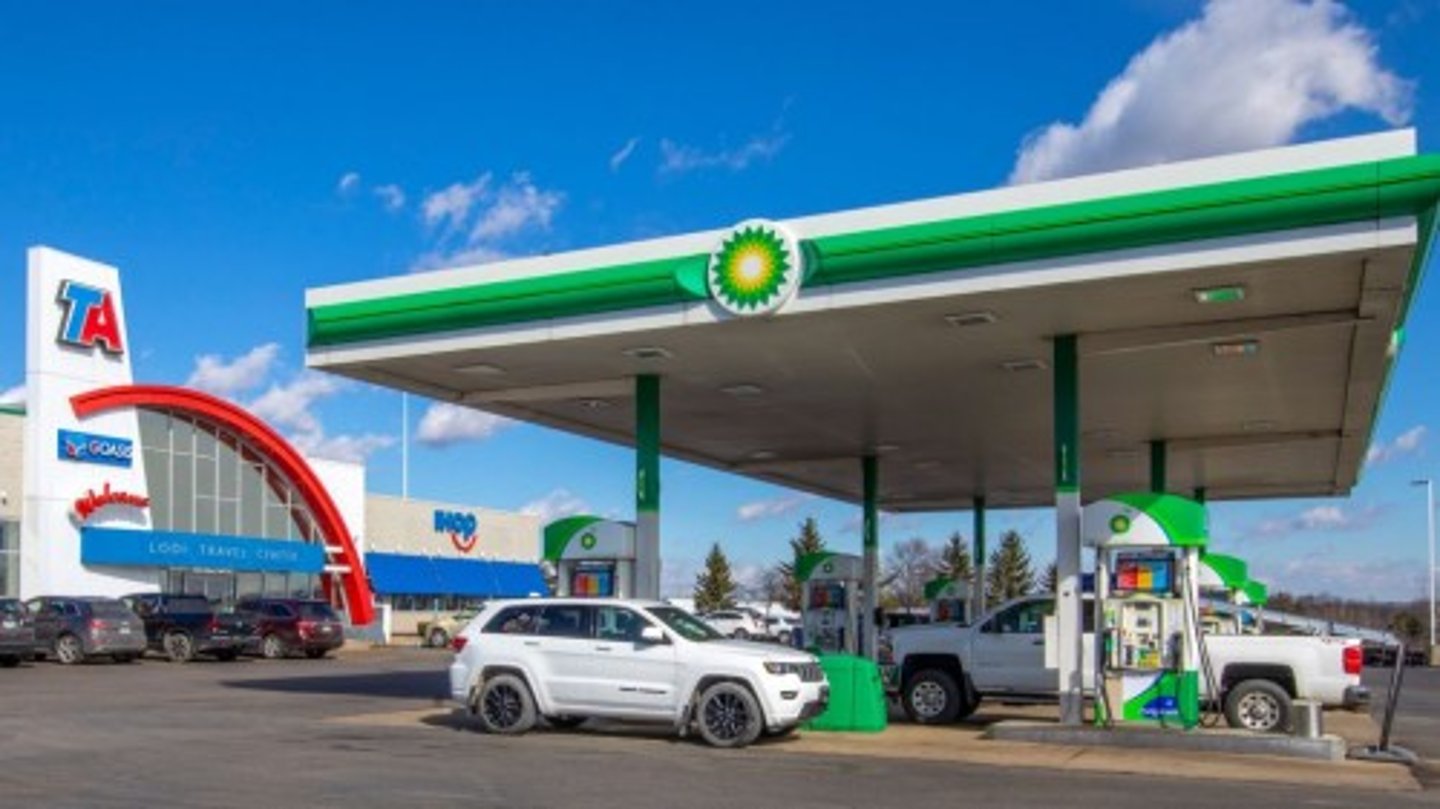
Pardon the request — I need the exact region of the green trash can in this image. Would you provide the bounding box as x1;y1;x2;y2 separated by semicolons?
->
802;653;888;732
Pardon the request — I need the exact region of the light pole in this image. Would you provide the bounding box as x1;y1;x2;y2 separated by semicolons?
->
1414;479;1436;650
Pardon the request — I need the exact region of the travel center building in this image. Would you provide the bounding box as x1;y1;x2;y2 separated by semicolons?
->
306;131;1440;722
2;248;544;630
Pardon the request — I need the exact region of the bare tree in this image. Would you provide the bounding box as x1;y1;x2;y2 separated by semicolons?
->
884;537;941;610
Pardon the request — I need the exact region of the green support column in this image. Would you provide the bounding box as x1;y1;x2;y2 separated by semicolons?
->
1150;440;1167;493
973;496;987;619
861;454;879;659
635;375;661;600
1054;334;1083;726
1194;486;1207;504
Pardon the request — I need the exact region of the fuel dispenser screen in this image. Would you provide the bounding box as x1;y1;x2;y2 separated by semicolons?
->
571;564;615;597
807;583;847;610
1114;555;1173;594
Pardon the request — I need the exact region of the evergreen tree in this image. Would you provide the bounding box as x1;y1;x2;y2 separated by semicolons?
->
1042;561;1058;592
776;517;826;611
939;531;974;583
694;542;738;613
985;530;1035;603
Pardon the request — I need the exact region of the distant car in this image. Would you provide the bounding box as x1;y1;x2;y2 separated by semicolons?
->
418;610;479;649
236;597;345;659
122;593;255;663
700;609;766;640
0;598;35;667
764;614;800;645
26;596;147;664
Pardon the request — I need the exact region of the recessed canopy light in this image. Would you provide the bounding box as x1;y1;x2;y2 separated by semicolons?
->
622;346;673;361
748;450;777;461
913;460;943;471
577;398;612;410
1106;449;1140;460
1083;428;1117;441
1000;359;1048;372
1242;419;1277;432
454;362;505;375
721;383;765;397
1211;339;1260;358
1192;285;1247;304
945;311;997;328
874;444;900;454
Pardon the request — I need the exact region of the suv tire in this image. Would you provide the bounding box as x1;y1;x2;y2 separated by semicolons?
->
695;681;764;748
55;634;84;666
902;668;970;724
164;632;196;663
428;628;449;649
261;633;286;660
1224;679;1292;733
475;674;537;735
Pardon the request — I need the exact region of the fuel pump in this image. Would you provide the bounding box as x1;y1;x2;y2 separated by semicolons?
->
1083;494;1207;729
544;516;656;599
923;576;972;624
796;551;863;654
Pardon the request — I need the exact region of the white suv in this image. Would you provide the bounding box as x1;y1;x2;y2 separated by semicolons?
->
448;598;829;748
700;609;766;640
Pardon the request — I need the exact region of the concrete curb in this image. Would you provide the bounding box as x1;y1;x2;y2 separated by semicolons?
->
984;720;1346;761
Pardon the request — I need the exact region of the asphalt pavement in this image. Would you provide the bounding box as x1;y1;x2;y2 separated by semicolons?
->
0;648;1432;808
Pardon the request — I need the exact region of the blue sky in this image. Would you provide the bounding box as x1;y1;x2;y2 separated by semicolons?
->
2;1;1438;599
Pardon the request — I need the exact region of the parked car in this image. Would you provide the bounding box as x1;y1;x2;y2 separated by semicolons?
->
449;598;829;748
235;597;345;659
882;594;1368;733
699;609;766;640
764;614;800;645
26;596;147;664
122;593;255;663
0;598;35;667
418;610;479;649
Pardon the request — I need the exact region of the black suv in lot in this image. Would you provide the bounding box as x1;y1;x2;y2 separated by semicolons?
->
0;598;35;667
122;593;255;663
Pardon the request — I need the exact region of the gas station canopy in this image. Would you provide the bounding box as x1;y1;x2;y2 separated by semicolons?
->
306;131;1439;511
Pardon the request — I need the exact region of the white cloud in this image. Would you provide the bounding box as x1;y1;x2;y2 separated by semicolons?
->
1366;425;1427;465
337;171;361;195
409;245;509;274
1259;555;1426;600
520;488;589;524
186;343;281;398
1010;0;1412;184
0;384;23;405
1254;502;1384;538
421;173;492;233
470;173;563;242
659;131;789;175
292;431;396;464
248;373;341;435
415;402;512;446
609;136;641;172
736;494;812;522
840;510;922;535
373;184;406;212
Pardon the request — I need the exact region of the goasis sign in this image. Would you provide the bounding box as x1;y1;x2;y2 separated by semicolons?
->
434;510;479;554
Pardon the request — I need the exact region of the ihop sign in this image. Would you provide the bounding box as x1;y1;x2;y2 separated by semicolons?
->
434;510;479;554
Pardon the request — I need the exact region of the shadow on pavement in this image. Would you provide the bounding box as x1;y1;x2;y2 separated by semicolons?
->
220;669;450;701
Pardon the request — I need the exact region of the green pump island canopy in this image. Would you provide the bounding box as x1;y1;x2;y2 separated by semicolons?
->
306;131;1439;510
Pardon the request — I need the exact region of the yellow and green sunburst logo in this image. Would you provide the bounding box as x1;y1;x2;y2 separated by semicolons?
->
707;219;803;316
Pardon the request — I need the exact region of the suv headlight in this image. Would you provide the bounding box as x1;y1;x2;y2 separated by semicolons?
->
763;661;803;676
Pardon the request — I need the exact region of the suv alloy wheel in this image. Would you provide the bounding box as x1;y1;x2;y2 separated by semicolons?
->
476;674;537;735
695;681;764;748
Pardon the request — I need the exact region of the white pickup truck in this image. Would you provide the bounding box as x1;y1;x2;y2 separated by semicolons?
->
881;594;1369;733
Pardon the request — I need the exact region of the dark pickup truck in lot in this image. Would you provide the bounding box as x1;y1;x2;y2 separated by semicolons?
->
123;593;255;662
0;598;35;667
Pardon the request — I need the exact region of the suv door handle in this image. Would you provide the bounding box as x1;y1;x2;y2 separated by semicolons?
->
523;641;540;647
594;645;613;652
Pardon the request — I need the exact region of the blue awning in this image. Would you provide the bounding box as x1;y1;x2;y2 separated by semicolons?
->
366;552;547;598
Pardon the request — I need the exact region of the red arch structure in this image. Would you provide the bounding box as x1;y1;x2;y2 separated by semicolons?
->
71;385;375;625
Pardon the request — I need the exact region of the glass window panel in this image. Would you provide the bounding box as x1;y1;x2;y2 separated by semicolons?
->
262;572;287;595
195;496;218;535
265;504;290;541
142;449;170;531
172;417;193;456
194;427;217;460
239;463;264;537
171;452;194;532
138;410;169;452
218;499;239;536
235;572;263;600
217;436;240;499
195;455;217;499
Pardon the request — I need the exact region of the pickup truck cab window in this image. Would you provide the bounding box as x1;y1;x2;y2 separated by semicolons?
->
984;600;1053;634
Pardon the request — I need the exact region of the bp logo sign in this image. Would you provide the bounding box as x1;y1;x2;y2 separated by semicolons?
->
579;532;598;550
1109;514;1132;534
706;219;803;317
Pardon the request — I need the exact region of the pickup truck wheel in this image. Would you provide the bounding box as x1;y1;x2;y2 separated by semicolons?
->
903;669;964;724
695;682;764;748
428;628;449;649
1224;679;1291;733
164;632;196;663
476;674;537;735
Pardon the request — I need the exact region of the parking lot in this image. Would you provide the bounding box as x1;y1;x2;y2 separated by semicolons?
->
0;648;1433;808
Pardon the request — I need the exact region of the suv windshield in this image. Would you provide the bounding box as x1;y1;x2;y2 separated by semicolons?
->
0;600;23;618
648;607;722;642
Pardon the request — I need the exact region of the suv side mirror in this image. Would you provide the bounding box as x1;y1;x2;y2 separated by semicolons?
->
640;626;668;645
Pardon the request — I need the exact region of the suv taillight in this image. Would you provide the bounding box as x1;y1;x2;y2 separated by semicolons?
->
1344;645;1363;675
297;620;314;638
450;635;468;653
